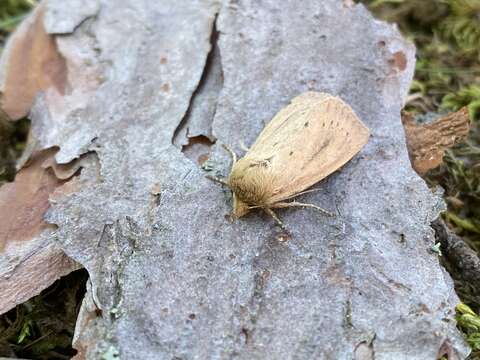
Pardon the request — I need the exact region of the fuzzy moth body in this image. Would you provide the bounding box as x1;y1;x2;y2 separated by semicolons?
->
211;91;370;229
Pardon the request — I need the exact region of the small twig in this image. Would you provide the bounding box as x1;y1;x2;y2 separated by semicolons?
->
22;331;54;350
432;218;480;303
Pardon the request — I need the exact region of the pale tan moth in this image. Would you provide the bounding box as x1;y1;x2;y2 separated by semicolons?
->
209;91;370;230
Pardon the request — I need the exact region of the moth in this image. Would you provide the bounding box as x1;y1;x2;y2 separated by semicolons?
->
209;91;370;230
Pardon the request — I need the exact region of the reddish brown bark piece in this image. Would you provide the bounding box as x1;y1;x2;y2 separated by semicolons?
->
402;107;470;175
0;148;62;250
0;146;91;313
0;5;67;120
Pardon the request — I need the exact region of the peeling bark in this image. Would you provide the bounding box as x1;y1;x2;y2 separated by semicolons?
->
0;149;61;250
0;5;67;120
0;0;471;358
0;146;97;314
173;14;223;154
403;108;470;175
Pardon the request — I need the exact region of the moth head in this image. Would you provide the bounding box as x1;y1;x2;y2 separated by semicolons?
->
232;193;250;218
228;156;276;215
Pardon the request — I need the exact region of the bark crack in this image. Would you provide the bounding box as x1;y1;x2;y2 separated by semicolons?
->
172;13;223;166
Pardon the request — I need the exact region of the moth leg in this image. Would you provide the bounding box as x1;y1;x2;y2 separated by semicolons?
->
206;144;237;186
206;175;229;187
282;188;321;200
264;207;287;231
272;201;334;217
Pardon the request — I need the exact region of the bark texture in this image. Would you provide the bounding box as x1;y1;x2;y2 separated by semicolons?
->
0;0;470;359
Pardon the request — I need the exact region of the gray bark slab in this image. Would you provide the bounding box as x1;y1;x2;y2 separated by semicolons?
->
15;0;470;358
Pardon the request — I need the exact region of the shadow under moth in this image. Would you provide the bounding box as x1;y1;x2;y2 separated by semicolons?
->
209;91;370;230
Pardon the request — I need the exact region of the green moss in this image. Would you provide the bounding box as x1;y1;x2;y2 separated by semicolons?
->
0;270;88;359
441;0;480;57
442;85;480;120
457;303;480;355
0;0;35;36
363;0;480;113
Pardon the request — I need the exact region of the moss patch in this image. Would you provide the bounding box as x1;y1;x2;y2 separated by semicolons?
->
0;270;89;359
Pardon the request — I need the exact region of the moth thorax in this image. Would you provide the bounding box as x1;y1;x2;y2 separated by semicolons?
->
228;157;275;206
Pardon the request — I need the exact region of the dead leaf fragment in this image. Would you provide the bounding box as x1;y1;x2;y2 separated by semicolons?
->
402;107;470;175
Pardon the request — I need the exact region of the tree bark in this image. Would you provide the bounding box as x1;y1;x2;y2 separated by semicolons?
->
0;0;470;358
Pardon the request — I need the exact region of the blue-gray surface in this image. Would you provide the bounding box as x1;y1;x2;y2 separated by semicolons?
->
33;0;470;358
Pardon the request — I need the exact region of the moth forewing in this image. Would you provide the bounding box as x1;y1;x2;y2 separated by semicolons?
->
268;96;369;202
247;92;334;154
221;91;370;228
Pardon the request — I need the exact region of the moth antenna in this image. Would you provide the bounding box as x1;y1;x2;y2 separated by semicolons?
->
264;207;287;231
221;144;238;170
272;201;334;217
239;140;249;152
206;175;229;187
